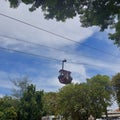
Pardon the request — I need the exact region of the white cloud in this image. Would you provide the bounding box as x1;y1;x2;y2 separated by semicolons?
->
29;75;64;92
1;0;120;96
0;69;63;92
0;0;97;86
0;1;97;49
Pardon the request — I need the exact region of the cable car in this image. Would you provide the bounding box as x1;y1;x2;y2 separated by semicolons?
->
58;60;72;84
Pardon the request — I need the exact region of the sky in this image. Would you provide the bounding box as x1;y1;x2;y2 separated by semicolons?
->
0;1;120;108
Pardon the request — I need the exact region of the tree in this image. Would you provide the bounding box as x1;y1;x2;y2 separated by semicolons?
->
57;75;112;120
0;111;4;120
19;84;44;120
11;76;30;98
43;92;59;116
0;96;18;120
87;74;112;119
111;73;120;108
4;107;17;120
58;83;90;120
0;84;44;120
5;0;120;46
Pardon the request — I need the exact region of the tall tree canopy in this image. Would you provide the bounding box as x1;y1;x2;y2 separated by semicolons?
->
0;96;18;120
112;73;120;108
0;74;116;120
57;79;112;120
5;0;120;46
19;84;44;120
43;92;59;116
87;74;113;119
58;83;89;120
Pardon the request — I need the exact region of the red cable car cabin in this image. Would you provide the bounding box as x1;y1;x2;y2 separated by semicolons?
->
58;69;72;84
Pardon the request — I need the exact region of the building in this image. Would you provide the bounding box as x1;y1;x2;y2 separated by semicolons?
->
102;109;120;120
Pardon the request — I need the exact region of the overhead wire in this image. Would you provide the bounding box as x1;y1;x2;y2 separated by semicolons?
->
0;45;105;68
0;34;66;53
0;12;119;58
0;34;115;62
0;13;120;70
0;46;60;62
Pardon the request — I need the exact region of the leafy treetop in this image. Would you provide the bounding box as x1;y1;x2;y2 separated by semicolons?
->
6;0;120;46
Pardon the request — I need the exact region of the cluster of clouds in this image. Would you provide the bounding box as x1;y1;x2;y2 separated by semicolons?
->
0;0;120;97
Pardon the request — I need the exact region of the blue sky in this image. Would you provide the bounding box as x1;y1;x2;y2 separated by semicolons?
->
0;0;120;109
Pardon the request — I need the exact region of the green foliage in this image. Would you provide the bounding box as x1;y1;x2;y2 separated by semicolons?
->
0;74;116;120
57;75;112;120
0;111;4;120
21;0;34;4
87;74;112;118
19;84;44;120
43;92;59;115
4;107;17;120
8;0;19;8
58;83;89;120
5;0;120;46
0;96;19;111
0;96;18;120
109;21;120;46
112;73;120;108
